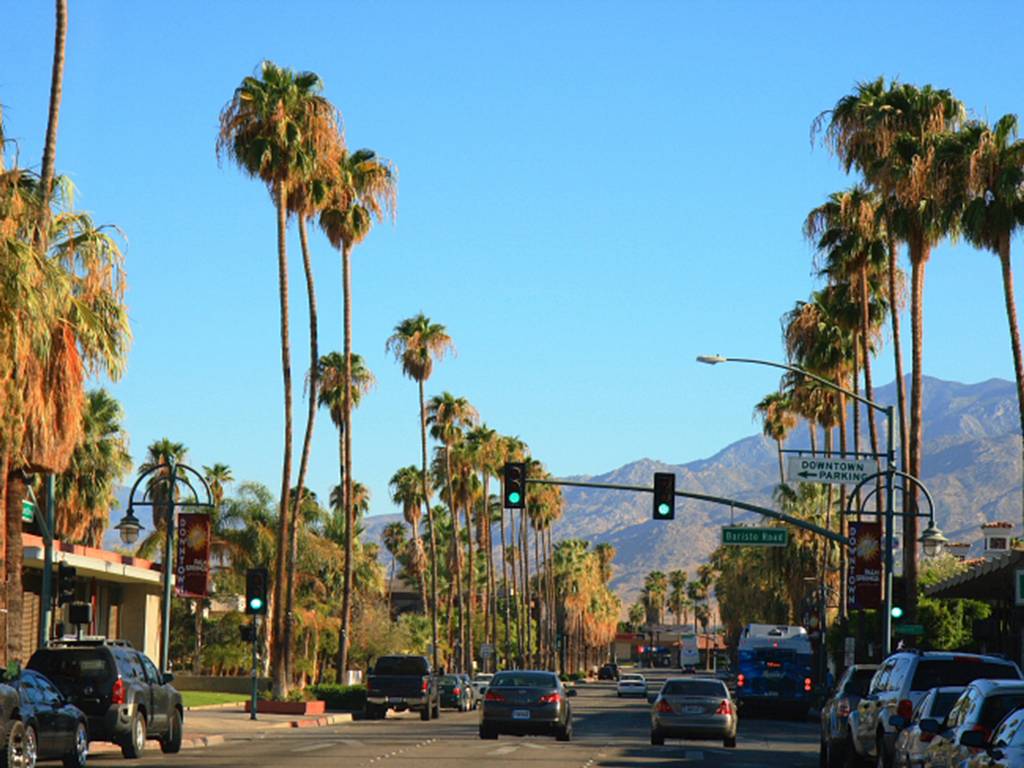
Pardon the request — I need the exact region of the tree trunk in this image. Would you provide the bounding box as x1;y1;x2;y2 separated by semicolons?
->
419;380;440;671
37;0;66;245
997;233;1024;530
333;422;347;681
499;507;511;667
270;181;293;699
859;264;880;460
889;237;910;473
464;489;475;673
776;439;785;485
906;239;929;621
339;242;355;678
5;470;26;664
520;509;531;664
443;448;464;671
0;457;7;666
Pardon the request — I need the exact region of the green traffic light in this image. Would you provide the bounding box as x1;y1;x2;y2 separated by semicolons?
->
250;597;264;611
657;503;671;516
508;491;521;504
891;606;904;619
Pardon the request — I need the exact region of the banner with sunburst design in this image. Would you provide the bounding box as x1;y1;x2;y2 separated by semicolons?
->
175;512;211;598
847;521;881;610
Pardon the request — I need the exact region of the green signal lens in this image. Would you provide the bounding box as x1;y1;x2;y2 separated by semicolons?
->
508;491;521;504
249;598;264;611
891;606;904;619
657;503;671;516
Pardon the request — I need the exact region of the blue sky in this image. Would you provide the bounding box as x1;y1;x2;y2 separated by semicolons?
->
3;2;1023;518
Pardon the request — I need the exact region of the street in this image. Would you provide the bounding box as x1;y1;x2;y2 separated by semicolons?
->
86;672;819;768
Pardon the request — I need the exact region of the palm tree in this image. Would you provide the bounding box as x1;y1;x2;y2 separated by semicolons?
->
218;60;339;696
386;314;454;671
37;0;67;247
388;465;428;609
754;391;797;485
948;115;1024;523
195;463;234;674
55;389;132;547
668;570;689;626
464;424;502;658
320;148;396;675
628;602;647;632
135;438;189;559
643;571;668;624
381;522;407;613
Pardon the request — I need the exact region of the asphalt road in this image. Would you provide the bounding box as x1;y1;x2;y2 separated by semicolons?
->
85;674;819;768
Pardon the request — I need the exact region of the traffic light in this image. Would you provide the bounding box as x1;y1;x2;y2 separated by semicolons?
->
503;462;526;509
653;472;675;520
245;567;268;615
891;605;904;620
57;562;77;605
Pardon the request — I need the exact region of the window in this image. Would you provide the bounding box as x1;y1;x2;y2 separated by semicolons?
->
978;691;1024;729
887;656;914;692
28;650;112;682
490;672;558;688
945;689;973;728
32;674;61;703
844;668;877;697
141;655;162;685
989;537;1009;550
910;660;1021;691
373;657;429;676
930;691;965;721
870;661;895;694
661;680;728;697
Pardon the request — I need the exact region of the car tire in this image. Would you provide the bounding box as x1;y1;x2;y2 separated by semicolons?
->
479;726;498;740
433;700;441;719
842;732;860;768
62;721;89;768
121;710;147;759
556;722;572;742
651;730;665;746
874;734;888;768
2;720;26;768
161;708;183;754
724;735;737;749
420;705;431;721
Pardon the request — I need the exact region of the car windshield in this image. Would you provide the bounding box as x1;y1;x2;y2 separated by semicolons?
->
844;668;877;697
910;661;1020;691
621;675;644;682
491;672;557;688
980;692;1024;728
662;680;727;697
373;657;428;676
28;650;112;682
930;691;964;720
440;676;459;686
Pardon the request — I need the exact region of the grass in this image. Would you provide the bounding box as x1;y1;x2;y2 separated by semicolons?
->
180;691;250;708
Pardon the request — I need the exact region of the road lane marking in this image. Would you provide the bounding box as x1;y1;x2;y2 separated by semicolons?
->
522;742;546;749
488;745;519;755
292;742;333;753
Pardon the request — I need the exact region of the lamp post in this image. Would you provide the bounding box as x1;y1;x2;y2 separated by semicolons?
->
698;354;902;654
119;461;214;674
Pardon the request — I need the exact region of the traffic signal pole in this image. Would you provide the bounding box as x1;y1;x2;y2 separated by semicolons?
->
250;615;260;721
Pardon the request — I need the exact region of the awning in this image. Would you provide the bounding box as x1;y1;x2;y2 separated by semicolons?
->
924;550;1024;601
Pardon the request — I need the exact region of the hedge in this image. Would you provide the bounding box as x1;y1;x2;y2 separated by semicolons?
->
308;684;367;711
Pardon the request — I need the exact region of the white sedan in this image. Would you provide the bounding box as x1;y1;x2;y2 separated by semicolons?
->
471;673;494;698
617;673;648;698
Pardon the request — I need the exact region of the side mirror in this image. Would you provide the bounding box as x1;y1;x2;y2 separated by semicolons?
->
889;715;906;730
162;672;174;685
919;718;940;735
959;730;989;748
566;688;578;697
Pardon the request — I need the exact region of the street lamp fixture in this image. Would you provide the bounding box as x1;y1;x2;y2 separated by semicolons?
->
115;507;144;546
919;524;949;559
696;355;727;365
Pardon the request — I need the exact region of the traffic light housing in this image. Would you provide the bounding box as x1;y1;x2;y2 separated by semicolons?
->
891;605;904;620
503;462;526;509
57;562;77;605
653;472;675;520
245;567;268;615
239;624;256;643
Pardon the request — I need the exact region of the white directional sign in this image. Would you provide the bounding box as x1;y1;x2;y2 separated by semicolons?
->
786;455;879;485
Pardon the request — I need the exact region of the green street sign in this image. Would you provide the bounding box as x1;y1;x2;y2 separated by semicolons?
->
21;499;35;523
721;526;788;547
894;624;924;636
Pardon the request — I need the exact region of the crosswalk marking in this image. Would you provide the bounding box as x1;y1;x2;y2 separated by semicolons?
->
292;742;333;753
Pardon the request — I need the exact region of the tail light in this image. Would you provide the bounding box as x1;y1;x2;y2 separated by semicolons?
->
485;690;505;702
736;674;745;688
897;699;913;722
539;693;560;704
422;678;429;692
453;687;461;695
111;677;126;705
656;699;673;713
836;698;851;718
803;677;813;693
715;699;733;716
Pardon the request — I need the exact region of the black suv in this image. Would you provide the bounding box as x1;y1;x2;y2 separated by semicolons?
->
27;638;183;759
598;664;620;681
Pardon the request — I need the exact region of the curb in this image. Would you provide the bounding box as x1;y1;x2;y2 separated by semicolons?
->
287;713;354;729
185;701;247;712
89;734;226;755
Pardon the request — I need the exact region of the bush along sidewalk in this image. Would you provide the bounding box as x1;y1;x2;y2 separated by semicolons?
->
307;684;367;711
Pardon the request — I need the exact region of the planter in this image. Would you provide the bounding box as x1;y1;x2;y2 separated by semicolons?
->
244;700;326;715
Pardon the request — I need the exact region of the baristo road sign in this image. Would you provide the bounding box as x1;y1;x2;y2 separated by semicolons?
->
786;455;880;485
721;527;788;547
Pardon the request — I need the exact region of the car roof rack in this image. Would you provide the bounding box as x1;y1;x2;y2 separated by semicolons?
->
45;637;135;649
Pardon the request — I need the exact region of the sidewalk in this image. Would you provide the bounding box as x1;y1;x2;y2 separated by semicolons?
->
89;705;356;755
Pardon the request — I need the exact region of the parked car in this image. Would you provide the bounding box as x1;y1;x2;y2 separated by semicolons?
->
27;638;183;759
617;673;648;698
961;706;1024;767
0;669;90;768
891;686;964;768
459;674;478;710
471;674;494;699
479;670;576;741
439;675;473;711
598;664;620;681
650;676;737;748
920;680;1024;768
364;655;440;721
819;663;878;767
848;651;1022;767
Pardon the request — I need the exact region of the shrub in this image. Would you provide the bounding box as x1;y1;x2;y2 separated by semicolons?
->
308;683;367;711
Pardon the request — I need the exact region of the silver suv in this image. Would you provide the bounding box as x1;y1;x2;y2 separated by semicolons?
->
848;651;1022;767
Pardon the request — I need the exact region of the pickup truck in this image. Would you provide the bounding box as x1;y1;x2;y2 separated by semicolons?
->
364;655;440;721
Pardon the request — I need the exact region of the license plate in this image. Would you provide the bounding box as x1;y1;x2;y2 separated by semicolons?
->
761;691;780;697
512;709;530;720
684;706;702;714
390;698;404;704
763;671;784;679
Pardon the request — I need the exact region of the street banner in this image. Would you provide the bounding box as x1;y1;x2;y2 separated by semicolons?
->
175;512;211;598
847;521;881;610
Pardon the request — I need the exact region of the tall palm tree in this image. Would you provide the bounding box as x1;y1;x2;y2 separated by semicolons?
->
947;115;1024;523
320;148;396;675
464;424;502;657
427;392;479;670
388;465;428;609
37;0;67;248
194;463;234;674
643;571;669;624
55;389;132;547
386;314;454;671
135;439;188;560
668;569;689;626
381;522;407;613
754;391;797;485
218;60;339;696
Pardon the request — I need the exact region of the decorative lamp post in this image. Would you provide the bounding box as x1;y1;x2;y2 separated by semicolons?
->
919;524;949;559
115;508;144;546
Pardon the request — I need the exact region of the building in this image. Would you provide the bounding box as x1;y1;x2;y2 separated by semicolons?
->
19;533;164;661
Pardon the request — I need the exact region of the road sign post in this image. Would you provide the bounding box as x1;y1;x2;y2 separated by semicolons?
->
721;527;788;547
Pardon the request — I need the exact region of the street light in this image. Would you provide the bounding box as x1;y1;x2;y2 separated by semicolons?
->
114;507;144;546
919;524;949;559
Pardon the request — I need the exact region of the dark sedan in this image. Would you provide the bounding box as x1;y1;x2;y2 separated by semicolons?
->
819;663;878;767
1;669;90;768
479;670;576;741
439;675;473;711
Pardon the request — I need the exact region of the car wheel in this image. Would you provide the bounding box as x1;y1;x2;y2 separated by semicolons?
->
62;721;89;768
433;700;441;719
479;726;498;740
874;734;887;768
420;705;431;721
556;722;572;742
724;735;737;749
650;729;665;746
3;721;32;768
121;711;146;759
160;708;183;754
